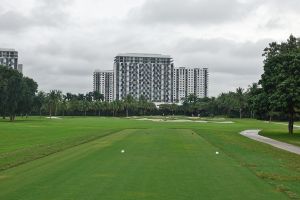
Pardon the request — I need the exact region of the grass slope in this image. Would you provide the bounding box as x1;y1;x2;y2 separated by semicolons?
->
0;128;287;200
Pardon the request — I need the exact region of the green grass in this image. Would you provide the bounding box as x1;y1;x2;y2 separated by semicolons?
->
259;122;300;147
0;117;299;199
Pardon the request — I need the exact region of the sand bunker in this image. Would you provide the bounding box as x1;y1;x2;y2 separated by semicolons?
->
135;118;234;124
45;116;62;119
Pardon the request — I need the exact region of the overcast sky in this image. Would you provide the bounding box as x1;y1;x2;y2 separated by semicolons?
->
1;0;299;96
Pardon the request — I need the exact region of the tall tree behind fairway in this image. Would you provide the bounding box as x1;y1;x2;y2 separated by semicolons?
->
260;35;300;134
47;90;62;118
18;77;38;117
0;66;38;121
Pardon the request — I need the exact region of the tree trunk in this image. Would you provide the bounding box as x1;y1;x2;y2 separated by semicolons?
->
239;108;242;119
49;107;52;119
126;108;128;117
40;109;42;118
98;110;101;116
288;112;294;134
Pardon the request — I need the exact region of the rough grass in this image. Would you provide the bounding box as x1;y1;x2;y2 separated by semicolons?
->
259;122;300;147
0;117;299;199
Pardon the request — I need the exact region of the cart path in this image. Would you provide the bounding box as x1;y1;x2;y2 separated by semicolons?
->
240;130;300;155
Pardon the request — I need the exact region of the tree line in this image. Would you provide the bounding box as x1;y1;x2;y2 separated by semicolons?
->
31;90;157;117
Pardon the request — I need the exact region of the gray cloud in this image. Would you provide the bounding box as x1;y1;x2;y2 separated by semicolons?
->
0;0;72;33
129;0;257;25
261;0;300;12
0;11;32;32
173;37;270;74
1;0;299;97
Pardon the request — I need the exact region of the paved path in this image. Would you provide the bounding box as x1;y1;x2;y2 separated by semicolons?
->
240;130;300;155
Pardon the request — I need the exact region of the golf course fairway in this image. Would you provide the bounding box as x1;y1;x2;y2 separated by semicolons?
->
0;117;299;199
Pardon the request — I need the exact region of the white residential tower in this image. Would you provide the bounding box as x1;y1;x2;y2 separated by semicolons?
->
93;70;114;102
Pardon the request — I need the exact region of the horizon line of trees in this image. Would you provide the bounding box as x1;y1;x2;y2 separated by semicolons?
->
9;85;298;122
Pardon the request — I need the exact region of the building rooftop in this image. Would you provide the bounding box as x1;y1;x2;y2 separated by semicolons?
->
0;48;16;52
94;69;113;73
116;53;171;58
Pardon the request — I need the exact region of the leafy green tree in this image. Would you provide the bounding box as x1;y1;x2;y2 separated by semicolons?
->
259;35;300;134
6;73;23;121
185;94;198;104
18;77;38;117
0;66;9;119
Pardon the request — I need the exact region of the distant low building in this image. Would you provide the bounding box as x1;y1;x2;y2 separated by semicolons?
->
17;64;23;73
0;48;18;70
93;70;114;102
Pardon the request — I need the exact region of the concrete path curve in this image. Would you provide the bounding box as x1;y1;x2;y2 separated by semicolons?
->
240;130;300;155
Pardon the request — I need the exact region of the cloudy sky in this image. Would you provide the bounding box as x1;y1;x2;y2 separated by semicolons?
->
1;0;299;96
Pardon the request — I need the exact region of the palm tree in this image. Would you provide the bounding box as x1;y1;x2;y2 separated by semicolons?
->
47;90;62;118
124;95;134;117
60;95;68;117
110;101;118;116
34;91;46;118
91;100;99;116
236;87;245;119
93;91;104;101
138;95;147;115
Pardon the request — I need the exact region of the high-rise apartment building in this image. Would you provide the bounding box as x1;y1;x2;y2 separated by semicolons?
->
93;70;114;102
0;48;18;70
173;67;186;102
114;53;174;102
173;67;208;102
94;54;209;103
194;68;208;98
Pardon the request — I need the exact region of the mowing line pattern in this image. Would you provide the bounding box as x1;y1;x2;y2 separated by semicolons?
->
0;128;288;200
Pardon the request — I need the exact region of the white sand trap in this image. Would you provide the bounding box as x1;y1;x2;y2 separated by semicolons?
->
135;118;234;124
213;121;235;124
165;119;192;122
45;116;62;119
136;118;163;122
